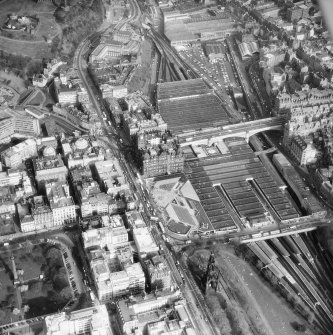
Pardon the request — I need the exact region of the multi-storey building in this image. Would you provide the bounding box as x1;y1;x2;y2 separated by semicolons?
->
260;6;280;18
80;187;112;218
286;4;309;22
95;159;129;196
32;74;48;87
123;110;167;139
147;319;184;335
69;166;117;217
125;211;146;229
43;304;112;335
20;214;35;233
112;85;128;99
69;165;93;188
90;248;145;301
90;40;140;63
137;132;184;178
0;169;34;198
133;227;159;257
289;136;318;166
83;215;128;249
116;290;181;335
113;30;132;44
36;136;58;155
259;42;288;69
100;84;114;99
146;255;171;291
141;148;184;177
77;84;90;104
0;116;15;143
0;169;26;187
84;214;145;301
27;195;54;232
61;136;105;169
275;88;333;114
0;187;16;215
0;106;40;143
280;92;333;165
33;147;68;189
263;66;287;94
109;197;127;214
283;103;333;142
1;138;37;168
46;181;76;226
57;85;78;105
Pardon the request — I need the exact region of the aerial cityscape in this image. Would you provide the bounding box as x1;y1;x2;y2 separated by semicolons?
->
0;0;333;334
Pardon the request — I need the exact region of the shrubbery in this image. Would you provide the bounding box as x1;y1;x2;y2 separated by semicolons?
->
55;2;102;58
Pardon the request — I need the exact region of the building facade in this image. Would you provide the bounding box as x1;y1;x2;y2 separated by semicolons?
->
34;148;68;189
0;107;40;143
1;138;37;168
43;305;112;335
90;248;145;301
289;137;318;166
146;255;171;291
46;181;76;226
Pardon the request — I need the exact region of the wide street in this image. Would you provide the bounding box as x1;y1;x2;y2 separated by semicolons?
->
73;1;218;334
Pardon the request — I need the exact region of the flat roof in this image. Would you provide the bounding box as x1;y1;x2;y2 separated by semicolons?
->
158;94;229;134
157;78;210;100
186;140;299;224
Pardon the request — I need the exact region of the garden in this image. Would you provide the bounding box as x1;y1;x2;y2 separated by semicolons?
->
0;242;72;324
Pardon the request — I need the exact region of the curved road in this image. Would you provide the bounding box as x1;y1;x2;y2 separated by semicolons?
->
74;3;219;335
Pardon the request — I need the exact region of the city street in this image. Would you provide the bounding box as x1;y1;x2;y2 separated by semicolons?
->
73;2;219;334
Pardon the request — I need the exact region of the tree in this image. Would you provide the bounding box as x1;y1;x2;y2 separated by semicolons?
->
291;321;307;332
29;282;41;296
59;286;72;300
46;247;60;261
6;294;15;306
26;60;43;77
53;272;69;291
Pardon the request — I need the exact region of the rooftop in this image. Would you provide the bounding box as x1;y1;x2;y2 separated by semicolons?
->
133;227;159;254
34;154;66;172
44;304;111;335
157;78;211;100
157;79;230;134
186;139;299;229
1;138;36;157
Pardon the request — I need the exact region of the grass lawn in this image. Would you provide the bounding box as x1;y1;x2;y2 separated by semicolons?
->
27;90;45;106
0;0;56;28
0;0;58;58
35;14;60;42
0;243;71;324
0;36;51;59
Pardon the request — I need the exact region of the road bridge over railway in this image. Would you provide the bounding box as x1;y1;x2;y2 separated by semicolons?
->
178;117;283;146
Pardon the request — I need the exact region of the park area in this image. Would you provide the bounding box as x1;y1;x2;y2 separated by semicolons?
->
184;242;315;335
0;70;27;94
0;242;72;325
0;0;59;58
